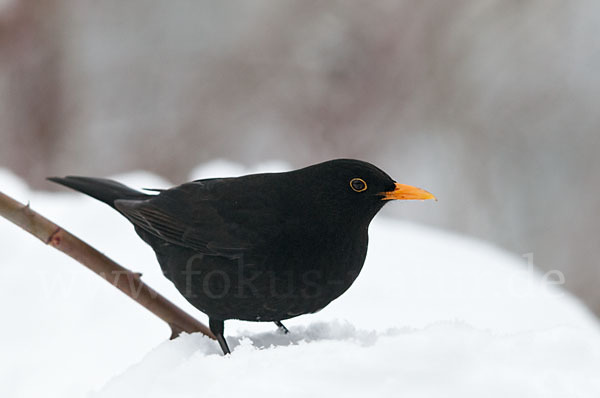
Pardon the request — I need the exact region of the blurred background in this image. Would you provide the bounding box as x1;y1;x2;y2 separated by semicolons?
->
0;1;598;316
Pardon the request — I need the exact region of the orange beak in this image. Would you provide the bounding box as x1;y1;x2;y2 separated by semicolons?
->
380;183;436;201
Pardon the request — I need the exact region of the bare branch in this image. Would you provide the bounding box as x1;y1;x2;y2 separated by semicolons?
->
0;191;216;341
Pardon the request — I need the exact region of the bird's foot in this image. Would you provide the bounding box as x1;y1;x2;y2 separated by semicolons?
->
216;334;231;355
274;320;290;334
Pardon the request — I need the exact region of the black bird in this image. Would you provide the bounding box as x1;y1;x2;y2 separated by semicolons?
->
49;159;435;354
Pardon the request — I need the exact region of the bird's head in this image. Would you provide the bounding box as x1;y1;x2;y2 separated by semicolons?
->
291;159;435;225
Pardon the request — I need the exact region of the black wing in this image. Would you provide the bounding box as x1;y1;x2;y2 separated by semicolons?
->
114;178;281;259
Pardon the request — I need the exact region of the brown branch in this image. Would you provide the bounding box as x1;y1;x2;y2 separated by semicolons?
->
0;190;216;341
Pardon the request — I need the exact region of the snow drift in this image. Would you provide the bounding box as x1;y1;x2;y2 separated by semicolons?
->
1;161;599;397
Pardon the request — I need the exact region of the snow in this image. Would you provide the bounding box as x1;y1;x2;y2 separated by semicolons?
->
1;162;599;397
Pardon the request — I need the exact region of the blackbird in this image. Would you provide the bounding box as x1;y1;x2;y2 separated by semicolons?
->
49;159;435;354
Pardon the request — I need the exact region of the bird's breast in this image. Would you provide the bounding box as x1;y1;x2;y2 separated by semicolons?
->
261;224;369;291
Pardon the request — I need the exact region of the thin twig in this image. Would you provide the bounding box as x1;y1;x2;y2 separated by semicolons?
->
0;190;216;341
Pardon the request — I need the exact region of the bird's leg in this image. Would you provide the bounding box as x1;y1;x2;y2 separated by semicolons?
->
209;318;231;355
274;320;289;334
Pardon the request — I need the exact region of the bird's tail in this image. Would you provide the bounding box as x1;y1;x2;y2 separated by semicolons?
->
47;176;150;208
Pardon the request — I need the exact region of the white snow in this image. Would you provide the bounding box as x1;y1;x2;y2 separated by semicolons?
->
1;162;599;398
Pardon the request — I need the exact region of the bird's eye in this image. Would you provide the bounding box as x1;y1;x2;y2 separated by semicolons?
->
350;178;367;192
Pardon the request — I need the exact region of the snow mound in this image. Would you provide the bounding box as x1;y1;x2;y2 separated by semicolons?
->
1;165;599;397
97;322;600;398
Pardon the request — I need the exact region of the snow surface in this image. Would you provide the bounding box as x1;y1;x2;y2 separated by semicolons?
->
1;161;599;397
